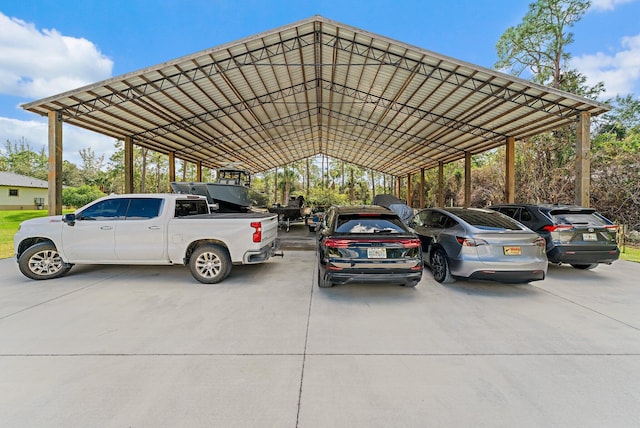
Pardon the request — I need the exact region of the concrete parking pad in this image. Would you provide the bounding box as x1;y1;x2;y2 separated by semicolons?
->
1;251;639;427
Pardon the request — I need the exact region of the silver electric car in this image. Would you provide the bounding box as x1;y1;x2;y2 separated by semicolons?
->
408;207;547;283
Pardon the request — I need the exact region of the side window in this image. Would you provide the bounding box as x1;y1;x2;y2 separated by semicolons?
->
424;211;444;228
442;216;458;228
520;208;533;222
79;199;127;221
499;207;520;220
125;198;163;220
175;199;208;217
410;211;425;227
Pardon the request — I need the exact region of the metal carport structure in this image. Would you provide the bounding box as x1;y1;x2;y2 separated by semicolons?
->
21;15;609;215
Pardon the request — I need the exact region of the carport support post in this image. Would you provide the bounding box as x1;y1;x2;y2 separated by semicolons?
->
406;173;412;207
196;161;202;182
370;169;376;200
124;137;133;193
576;111;591;207
420;168;425;208
274;167;278;204
464;152;471;208
438;162;444;207
168;152;176;182
47;111;63;215
505;136;515;203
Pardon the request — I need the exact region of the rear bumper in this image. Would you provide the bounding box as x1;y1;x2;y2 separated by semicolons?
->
243;239;282;264
547;246;620;265
468;270;546;283
322;268;423;286
447;257;548;283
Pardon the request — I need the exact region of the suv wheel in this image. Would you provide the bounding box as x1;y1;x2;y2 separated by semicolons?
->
570;263;598;270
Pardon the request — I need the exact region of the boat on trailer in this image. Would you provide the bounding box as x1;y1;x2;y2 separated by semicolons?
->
170;167;253;213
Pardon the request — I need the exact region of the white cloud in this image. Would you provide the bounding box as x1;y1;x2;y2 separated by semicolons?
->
0;12;113;99
0;117;117;167
571;33;640;99
590;0;636;11
0;13;116;168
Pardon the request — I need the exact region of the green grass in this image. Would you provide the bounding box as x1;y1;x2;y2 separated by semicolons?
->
620;245;640;263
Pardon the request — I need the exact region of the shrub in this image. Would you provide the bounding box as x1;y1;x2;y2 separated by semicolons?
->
62;185;106;208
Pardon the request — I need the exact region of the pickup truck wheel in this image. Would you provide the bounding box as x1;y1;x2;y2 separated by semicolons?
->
18;242;72;280
190;245;231;284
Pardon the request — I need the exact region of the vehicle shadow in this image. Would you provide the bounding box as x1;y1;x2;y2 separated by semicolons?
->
436;280;540;297
421;268;541;298
544;263;616;283
315;283;420;305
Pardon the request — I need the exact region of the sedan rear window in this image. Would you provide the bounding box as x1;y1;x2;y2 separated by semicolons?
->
335;215;407;234
453;210;524;231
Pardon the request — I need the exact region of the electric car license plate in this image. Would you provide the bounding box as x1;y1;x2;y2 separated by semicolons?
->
583;233;597;241
367;247;387;258
503;246;521;256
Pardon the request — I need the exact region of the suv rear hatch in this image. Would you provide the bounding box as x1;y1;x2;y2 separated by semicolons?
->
543;208;619;263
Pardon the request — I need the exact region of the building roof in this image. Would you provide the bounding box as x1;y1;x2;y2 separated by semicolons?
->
0;172;49;189
21;16;609;177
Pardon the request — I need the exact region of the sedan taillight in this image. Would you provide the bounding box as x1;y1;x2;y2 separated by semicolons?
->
456;237;488;247
534;237;546;247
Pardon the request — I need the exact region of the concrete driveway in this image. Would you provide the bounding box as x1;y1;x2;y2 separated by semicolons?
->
1;242;639;427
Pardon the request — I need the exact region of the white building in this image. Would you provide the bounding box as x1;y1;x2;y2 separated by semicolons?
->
0;172;48;210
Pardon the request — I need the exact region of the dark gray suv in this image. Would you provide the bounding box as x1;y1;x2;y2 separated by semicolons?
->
488;204;620;269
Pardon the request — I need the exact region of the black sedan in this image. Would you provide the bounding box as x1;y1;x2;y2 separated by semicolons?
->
316;205;423;288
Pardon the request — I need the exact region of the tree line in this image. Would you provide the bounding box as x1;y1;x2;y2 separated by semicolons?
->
1;0;638;233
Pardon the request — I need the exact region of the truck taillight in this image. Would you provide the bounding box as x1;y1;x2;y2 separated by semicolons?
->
251;222;262;243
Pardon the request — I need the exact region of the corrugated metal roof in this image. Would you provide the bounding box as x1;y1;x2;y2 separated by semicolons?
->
0;172;48;188
21;15;609;177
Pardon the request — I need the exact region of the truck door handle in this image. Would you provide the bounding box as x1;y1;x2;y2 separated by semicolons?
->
100;226;112;230
148;226;161;230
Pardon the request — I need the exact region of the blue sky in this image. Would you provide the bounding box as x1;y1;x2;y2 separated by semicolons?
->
1;0;639;166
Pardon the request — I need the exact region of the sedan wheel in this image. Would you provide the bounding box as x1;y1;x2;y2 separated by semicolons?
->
430;248;454;283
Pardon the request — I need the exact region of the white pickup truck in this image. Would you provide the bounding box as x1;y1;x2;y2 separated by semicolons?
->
14;193;281;284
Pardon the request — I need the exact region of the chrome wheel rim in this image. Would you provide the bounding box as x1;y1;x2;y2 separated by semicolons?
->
195;251;222;279
29;249;64;276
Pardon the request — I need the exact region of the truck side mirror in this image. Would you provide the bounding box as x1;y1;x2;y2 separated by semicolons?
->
63;213;76;226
